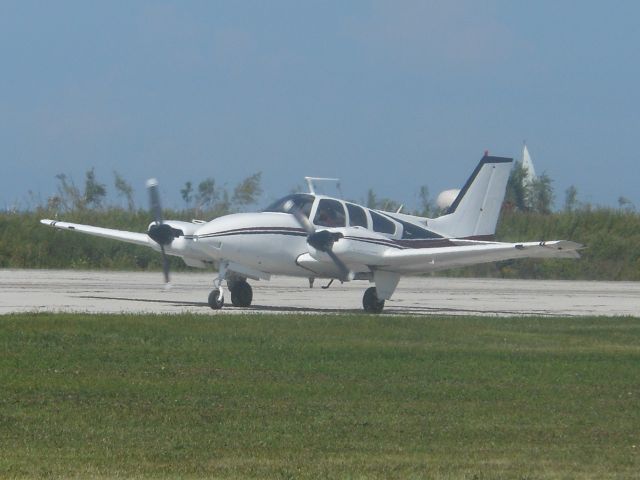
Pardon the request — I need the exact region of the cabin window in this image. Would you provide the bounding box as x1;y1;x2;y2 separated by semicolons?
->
264;194;314;219
370;211;396;234
346;203;368;228
313;199;346;227
398;220;443;239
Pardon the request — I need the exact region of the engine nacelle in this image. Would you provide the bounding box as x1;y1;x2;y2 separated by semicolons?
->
147;220;202;238
307;227;391;267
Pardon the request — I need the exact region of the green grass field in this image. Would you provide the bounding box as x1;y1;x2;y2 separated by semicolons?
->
1;314;639;479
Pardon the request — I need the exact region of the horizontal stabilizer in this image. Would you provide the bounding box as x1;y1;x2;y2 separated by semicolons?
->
382;240;583;272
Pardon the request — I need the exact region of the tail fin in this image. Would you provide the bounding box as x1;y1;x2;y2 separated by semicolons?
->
428;155;513;239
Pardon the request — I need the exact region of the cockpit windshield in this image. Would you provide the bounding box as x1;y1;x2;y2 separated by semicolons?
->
263;193;315;219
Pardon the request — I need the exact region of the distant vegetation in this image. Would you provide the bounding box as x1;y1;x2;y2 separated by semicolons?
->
1;165;639;280
456;208;640;280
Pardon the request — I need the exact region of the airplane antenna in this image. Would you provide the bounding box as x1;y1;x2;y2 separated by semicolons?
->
304;177;341;196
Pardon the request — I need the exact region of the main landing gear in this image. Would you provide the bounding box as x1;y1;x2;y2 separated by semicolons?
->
208;281;253;309
229;279;253;307
362;286;385;314
207;262;254;310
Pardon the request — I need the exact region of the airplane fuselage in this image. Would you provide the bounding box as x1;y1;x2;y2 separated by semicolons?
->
193;212;311;276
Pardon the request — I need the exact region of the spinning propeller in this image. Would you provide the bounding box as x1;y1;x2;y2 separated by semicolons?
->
146;178;172;284
285;200;353;282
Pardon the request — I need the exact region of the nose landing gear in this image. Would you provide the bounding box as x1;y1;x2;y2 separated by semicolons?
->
208;289;224;309
207;261;254;310
208;261;227;310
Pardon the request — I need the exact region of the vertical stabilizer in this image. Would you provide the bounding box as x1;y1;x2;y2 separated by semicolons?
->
428;155;513;238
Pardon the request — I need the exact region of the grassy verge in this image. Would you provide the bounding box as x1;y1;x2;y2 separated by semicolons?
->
1;314;639;478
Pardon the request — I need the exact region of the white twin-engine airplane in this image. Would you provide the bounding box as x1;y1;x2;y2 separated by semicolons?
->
41;154;582;313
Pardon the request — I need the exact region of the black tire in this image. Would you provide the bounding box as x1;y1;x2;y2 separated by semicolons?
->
208;289;224;309
362;286;385;314
230;281;253;307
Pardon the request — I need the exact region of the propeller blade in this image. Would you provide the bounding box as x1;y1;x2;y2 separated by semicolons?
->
146;178;163;225
325;248;353;282
284;200;315;234
160;245;171;284
146;178;171;285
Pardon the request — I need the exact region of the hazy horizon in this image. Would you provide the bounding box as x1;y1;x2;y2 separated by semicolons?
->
2;1;639;212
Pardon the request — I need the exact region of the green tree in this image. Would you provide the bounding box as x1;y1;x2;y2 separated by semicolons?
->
618;196;635;212
84;168;107;209
504;161;529;211
417;185;435;217
46;195;63;214
529;173;554;214
216;190;231;216
363;188;407;213
195;178;218;212
365;189;377;209
114;171;135;211
52;173;82;212
232;172;263;209
181;181;193;209
564;185;578;212
378;198;402;212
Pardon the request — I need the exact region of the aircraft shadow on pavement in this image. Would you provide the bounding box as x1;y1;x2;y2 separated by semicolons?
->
77;295;361;314
77;295;559;316
78;295;207;307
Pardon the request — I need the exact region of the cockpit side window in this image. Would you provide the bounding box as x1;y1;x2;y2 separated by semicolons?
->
346;203;368;228
370;211;396;234
263;194;314;219
313;199;346;227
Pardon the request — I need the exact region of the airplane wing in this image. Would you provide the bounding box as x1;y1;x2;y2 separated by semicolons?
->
381;240;583;272
40;219;151;247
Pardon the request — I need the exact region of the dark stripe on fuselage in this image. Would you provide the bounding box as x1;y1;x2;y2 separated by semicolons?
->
197;226;307;240
462;234;496;242
395;238;456;248
342;236;406;250
193;227;496;251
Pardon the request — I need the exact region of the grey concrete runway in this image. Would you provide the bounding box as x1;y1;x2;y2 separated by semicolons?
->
1;269;639;316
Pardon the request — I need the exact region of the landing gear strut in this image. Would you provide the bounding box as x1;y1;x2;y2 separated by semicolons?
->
230;279;253;307
363;286;385;314
208;262;227;310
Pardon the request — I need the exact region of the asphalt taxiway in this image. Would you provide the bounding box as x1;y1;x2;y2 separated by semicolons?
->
1;269;638;316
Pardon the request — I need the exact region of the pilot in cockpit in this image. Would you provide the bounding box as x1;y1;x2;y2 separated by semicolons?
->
314;201;345;227
316;209;333;226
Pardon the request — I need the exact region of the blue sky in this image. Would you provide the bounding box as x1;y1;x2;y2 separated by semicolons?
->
2;1;639;211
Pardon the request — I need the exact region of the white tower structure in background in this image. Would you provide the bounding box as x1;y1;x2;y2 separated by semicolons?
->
522;142;537;187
